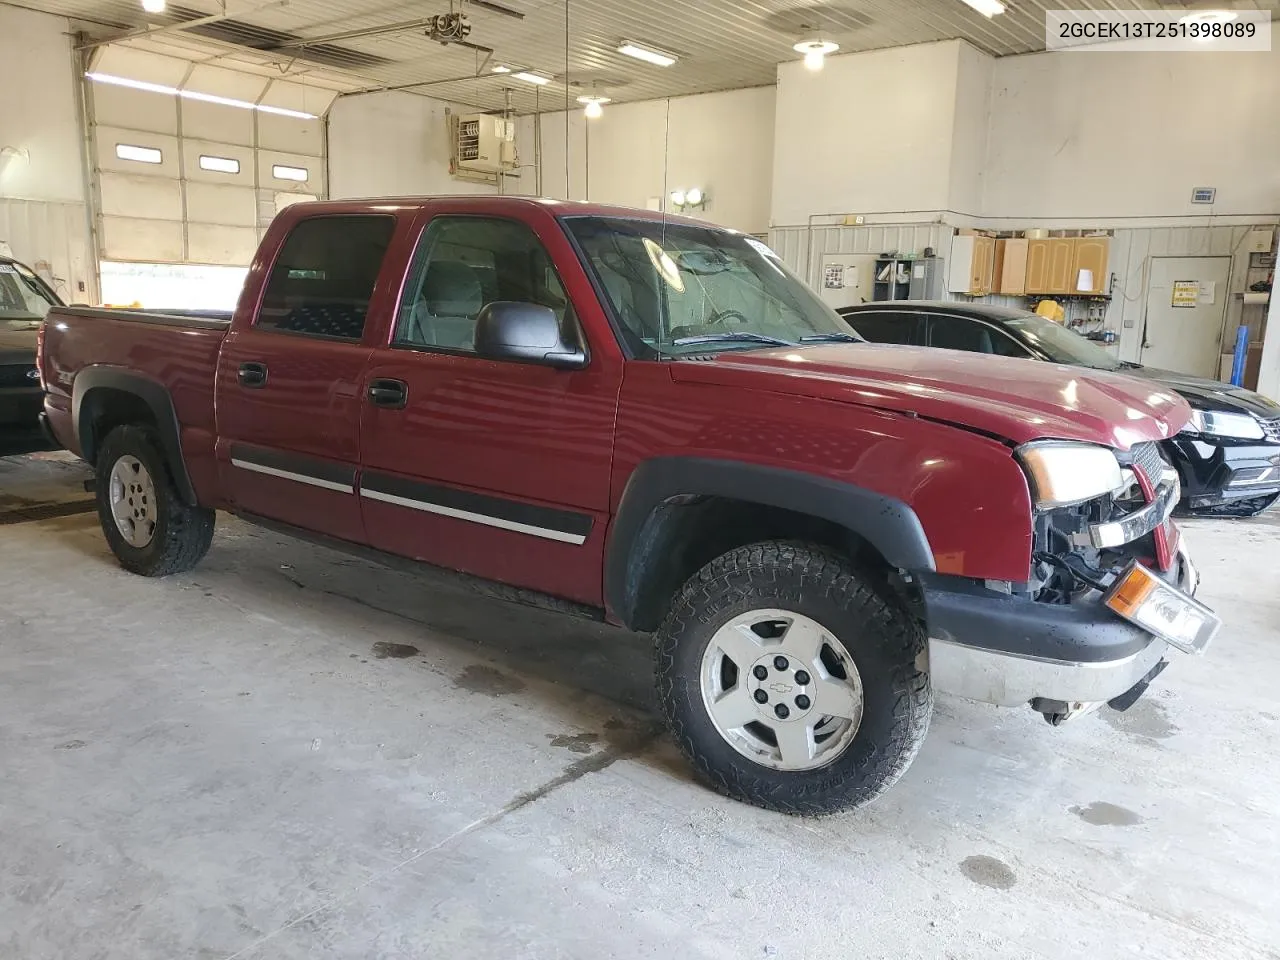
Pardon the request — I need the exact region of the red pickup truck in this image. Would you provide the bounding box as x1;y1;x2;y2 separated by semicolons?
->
39;197;1218;814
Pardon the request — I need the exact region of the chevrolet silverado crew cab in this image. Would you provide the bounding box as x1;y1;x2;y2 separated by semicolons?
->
39;198;1219;814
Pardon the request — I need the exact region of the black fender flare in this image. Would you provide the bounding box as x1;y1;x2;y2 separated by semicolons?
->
605;456;935;630
72;366;198;505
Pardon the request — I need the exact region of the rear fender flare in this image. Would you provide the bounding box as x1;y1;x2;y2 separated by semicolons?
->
605;457;935;630
72;366;197;505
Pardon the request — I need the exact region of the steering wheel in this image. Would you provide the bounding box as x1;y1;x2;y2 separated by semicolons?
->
708;309;750;326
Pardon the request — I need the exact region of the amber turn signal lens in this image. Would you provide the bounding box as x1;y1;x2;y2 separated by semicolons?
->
1105;564;1158;618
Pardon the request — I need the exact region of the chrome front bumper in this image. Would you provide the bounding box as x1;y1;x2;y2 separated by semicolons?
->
928;544;1200;709
1075;473;1179;549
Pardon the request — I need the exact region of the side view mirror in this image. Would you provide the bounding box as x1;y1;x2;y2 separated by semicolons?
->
474;301;587;370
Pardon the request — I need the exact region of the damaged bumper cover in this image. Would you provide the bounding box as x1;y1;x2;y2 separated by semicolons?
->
923;546;1201;709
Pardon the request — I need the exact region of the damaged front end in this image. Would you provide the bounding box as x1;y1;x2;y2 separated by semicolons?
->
921;440;1216;725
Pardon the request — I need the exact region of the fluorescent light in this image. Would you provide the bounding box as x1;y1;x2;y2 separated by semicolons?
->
85;72;317;120
958;0;1005;16
141;0;166;12
272;164;308;182
491;65;512;73
617;41;677;67
514;71;551;85
199;155;240;174
116;143;162;164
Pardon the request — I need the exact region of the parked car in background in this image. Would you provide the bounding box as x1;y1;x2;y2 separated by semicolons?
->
0;256;63;444
40;199;1215;814
840;301;1280;518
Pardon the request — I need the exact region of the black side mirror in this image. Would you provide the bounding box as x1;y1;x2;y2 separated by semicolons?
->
474;301;587;370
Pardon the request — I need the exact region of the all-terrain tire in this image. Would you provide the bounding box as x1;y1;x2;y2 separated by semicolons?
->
95;424;215;576
654;541;932;815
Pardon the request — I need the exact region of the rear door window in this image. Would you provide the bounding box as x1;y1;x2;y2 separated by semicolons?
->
841;311;920;345
928;315;1030;357
257;215;396;341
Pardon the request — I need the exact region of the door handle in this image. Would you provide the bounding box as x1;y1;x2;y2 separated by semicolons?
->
368;378;408;409
238;361;268;388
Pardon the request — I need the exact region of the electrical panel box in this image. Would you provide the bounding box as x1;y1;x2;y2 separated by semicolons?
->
454;114;516;175
818;254;877;309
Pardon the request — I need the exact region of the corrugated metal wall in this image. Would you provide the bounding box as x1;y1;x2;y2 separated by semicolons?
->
0;198;95;304
770;224;955;290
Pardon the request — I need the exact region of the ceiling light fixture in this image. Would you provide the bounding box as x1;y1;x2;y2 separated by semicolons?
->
141;0;166;12
491;65;512;73
513;71;551;85
793;38;839;71
85;72;317;119
617;41;678;67
577;95;610;119
957;0;1006;17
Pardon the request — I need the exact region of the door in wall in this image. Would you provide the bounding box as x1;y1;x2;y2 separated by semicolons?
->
1141;256;1232;378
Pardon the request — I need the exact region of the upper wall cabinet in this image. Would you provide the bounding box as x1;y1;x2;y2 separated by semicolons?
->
947;235;996;296
1071;237;1110;296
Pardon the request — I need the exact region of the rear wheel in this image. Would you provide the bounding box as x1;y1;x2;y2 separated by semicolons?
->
655;541;932;815
95;425;214;576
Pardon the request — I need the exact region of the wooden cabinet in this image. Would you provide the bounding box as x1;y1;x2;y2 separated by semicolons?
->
1045;239;1074;294
994;238;1028;295
1071;237;1110;296
1027;238;1076;295
947;235;995;295
1025;239;1050;294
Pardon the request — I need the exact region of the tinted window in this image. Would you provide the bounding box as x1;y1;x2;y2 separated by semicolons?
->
929;315;1029;357
395;216;574;353
257;215;395;340
842;311;918;345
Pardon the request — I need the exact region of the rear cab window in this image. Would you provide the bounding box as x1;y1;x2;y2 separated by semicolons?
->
256;215;396;341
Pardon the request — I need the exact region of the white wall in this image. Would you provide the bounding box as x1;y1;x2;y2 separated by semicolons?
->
515;86;776;235
328;91;500;199
771;41;969;227
948;42;992;219
984;49;1280;220
0;6;94;300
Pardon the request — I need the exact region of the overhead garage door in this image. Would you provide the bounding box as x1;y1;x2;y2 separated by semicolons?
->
86;46;334;269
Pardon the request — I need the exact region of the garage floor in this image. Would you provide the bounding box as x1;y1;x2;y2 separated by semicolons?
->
2;453;1278;960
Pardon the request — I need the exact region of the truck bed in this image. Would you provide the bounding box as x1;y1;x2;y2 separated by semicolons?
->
40;306;231;504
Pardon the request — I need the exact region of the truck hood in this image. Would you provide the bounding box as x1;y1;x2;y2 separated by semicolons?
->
671;344;1190;450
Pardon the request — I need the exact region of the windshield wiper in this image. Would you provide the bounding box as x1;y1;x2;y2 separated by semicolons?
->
798;333;863;343
671;332;794;348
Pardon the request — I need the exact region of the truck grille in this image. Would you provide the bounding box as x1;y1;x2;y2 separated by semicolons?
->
1264;417;1280;443
0;364;38;388
1126;441;1168;487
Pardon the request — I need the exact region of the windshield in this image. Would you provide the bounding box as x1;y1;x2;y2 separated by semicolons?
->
563;216;858;357
0;260;60;325
1005;312;1122;371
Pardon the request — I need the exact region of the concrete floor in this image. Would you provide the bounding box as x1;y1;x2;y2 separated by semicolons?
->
2;452;1279;960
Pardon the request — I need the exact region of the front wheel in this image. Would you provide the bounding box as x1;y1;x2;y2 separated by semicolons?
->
655;541;932;815
95;424;215;576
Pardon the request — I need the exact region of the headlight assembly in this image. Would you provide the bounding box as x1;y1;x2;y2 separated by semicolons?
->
1187;409;1266;441
1018;441;1124;509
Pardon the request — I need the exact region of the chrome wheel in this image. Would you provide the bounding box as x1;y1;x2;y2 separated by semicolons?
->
108;455;157;549
700;608;864;772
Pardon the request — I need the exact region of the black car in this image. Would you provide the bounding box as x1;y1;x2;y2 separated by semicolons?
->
840;300;1280;517
0;256;62;444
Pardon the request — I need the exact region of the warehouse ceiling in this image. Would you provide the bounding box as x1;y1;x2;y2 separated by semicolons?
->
15;0;1280;112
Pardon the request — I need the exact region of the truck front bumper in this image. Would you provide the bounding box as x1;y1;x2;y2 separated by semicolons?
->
922;546;1200;709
